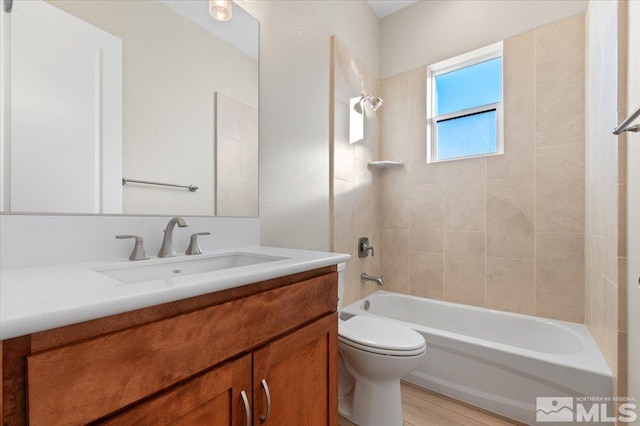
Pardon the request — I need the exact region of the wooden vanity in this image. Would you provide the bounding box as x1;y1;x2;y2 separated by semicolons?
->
1;266;338;425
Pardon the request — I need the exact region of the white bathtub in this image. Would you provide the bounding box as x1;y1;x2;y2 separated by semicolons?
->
341;291;613;424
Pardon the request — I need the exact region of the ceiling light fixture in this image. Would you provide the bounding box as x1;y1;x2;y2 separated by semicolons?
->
209;0;232;21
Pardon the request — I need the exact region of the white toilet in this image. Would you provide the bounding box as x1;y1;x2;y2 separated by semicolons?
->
337;263;427;426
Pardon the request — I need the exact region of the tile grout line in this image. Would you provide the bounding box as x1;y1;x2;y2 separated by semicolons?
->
485;156;488;308
533;26;538;317
443;165;447;301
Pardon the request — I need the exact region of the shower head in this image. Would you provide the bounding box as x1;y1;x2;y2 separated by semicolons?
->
354;93;384;114
369;96;384;111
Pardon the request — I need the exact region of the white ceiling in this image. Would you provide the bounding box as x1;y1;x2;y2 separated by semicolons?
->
160;0;259;60
367;0;418;19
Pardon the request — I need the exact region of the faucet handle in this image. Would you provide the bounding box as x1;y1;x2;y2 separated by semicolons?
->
358;237;374;258
116;235;150;261
186;232;210;255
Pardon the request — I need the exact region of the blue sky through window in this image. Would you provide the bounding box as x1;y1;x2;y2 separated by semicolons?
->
435;58;502;115
437;110;497;160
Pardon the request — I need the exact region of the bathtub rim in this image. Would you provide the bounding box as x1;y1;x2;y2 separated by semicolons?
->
341;290;612;380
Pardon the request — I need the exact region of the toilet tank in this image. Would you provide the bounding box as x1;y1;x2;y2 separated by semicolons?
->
337;262;346;312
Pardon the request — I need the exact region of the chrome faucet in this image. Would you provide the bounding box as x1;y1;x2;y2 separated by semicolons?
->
361;272;385;286
158;217;189;258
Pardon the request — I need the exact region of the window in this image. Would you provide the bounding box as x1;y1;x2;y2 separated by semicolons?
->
427;42;503;163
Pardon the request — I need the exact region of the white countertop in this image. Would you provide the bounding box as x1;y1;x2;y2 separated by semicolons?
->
0;246;350;340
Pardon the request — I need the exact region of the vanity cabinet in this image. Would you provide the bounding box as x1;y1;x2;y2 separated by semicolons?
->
101;355;253;426
1;266;338;426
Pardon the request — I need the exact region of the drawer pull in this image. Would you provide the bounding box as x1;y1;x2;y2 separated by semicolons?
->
240;390;251;426
260;379;272;423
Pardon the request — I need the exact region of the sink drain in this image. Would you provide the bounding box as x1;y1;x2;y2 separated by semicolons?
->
172;269;182;274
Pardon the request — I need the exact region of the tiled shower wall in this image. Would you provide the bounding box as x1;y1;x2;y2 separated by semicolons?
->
585;0;627;397
378;15;587;323
331;38;383;307
616;0;629;399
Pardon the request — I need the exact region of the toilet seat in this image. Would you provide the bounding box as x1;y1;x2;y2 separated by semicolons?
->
339;316;426;356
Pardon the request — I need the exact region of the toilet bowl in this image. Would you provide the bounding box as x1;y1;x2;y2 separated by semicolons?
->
336;264;426;426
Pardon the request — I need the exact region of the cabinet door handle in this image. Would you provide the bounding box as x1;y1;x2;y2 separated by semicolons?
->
260;379;272;423
240;390;251;426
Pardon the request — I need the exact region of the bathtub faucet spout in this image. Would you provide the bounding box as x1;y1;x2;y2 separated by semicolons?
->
361;272;385;286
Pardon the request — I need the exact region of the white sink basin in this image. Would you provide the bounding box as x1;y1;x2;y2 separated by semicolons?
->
91;252;287;284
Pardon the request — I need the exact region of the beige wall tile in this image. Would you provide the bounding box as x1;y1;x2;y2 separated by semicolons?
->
535;14;585;64
487;94;535;179
356;106;380;163
409;251;444;300
355;18;593;326
444;231;485;307
535;233;585;323
380;229;409;294
336;235;357;307
619;183;627;257
586;235;603;340
618;0;628;39
348;231;376;296
368;228;382;274
487;176;535;259
407;118;445;185
618;129;627;184
380;168;408;229
371;178;381;230
585;264;595;330
486;257;535;315
536;143;585;234
353;233;382;302
504;31;535;98
333;38;366;106
380;100;409;161
333;99;355;182
333;178;354;246
618;36;628;112
408;183;444;253
408;67;427;119
382;73;409;104
339;264;356;308
444;158;487;232
618;331;627;397
619;256;627;332
353;159;372;232
602;147;619;284
536;52;585;148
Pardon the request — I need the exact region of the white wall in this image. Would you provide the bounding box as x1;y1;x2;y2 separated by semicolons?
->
241;1;380;251
380;0;587;78
0;214;260;269
627;0;640;411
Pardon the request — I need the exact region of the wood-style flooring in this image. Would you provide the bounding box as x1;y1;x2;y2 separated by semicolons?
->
338;382;524;426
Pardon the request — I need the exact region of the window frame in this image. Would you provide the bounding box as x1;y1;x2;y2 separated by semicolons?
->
426;41;504;163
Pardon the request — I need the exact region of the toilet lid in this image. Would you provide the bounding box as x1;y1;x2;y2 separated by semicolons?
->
338;316;426;355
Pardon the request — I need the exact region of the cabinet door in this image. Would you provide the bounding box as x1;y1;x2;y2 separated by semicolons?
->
98;355;252;426
253;314;338;426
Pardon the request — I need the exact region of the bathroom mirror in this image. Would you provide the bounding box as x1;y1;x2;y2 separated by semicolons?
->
0;0;259;217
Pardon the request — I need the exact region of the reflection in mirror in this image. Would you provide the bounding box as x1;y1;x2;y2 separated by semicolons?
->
0;0;259;216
